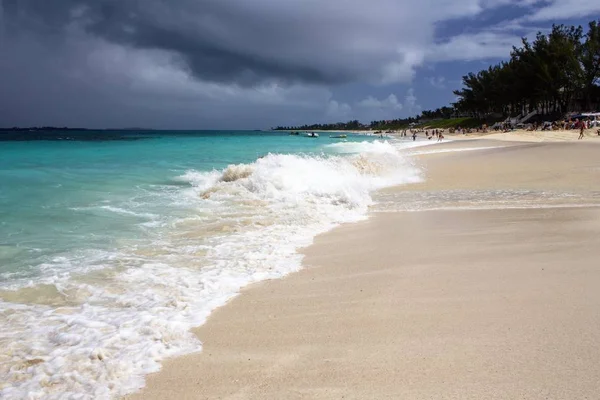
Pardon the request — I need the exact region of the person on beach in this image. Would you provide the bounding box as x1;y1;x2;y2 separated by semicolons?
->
579;122;585;140
437;132;444;142
412;132;417;141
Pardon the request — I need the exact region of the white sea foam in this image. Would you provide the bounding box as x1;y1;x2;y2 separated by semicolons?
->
0;141;422;399
326;138;440;154
69;205;159;220
98;206;159;220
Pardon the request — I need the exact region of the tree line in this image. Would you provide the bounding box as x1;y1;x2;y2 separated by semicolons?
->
274;109;459;132
454;21;600;118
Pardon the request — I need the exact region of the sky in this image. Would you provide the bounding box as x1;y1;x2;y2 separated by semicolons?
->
0;0;598;129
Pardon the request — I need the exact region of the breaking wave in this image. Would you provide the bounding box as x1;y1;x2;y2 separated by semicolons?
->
0;141;421;399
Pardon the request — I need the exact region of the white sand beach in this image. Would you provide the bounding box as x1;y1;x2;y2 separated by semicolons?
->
129;140;600;399
449;128;600;143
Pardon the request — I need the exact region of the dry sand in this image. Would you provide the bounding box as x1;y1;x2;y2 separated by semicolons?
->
129;141;600;400
447;128;600;143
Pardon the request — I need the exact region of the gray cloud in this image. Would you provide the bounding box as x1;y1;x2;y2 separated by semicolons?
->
2;0;490;86
0;0;569;128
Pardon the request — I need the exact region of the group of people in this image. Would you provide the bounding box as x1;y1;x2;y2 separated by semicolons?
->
491;117;600;138
574;119;600;140
400;129;444;142
528;118;597;132
395;118;600;140
448;126;481;134
537;118;599;139
571;119;600;139
563;118;599;131
425;129;445;142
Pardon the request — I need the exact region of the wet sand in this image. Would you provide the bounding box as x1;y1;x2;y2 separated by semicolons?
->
129;141;600;399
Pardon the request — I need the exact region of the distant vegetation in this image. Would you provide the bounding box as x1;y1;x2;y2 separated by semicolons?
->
273;115;486;132
273;108;475;131
0;127;154;131
0;127;89;131
275;20;600;131
453;21;600;118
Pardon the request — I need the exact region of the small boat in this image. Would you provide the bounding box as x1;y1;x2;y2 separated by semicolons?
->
305;132;319;138
289;131;300;135
329;134;347;139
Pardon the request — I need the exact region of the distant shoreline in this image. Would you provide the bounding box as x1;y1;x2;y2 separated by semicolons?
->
0;127;155;132
281;129;384;135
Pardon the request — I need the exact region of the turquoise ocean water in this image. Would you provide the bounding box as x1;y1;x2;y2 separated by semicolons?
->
1;131;359;281
0;130;423;398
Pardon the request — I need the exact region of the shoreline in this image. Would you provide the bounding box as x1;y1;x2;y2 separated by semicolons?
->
128;139;600;399
281;127;600;143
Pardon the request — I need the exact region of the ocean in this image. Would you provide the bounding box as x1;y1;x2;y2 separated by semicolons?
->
0;130;424;399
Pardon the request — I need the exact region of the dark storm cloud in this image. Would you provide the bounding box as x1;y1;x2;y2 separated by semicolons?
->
2;0;375;85
2;0;575;128
1;0;452;128
4;0;505;86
